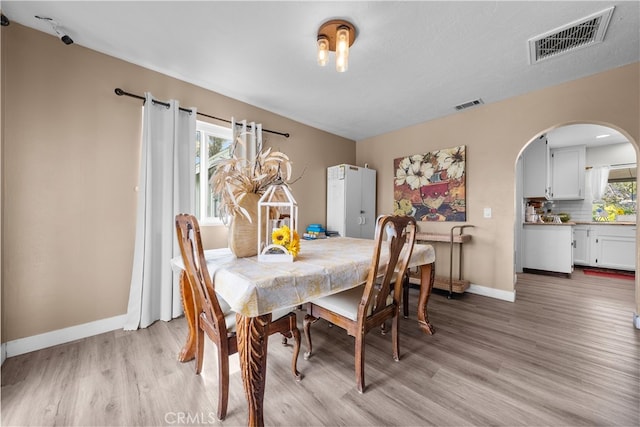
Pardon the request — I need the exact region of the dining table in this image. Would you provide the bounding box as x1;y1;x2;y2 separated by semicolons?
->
171;236;436;426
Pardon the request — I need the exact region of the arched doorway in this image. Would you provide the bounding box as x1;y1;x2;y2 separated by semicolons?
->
515;122;639;329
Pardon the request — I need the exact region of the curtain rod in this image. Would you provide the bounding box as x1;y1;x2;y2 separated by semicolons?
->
114;88;290;138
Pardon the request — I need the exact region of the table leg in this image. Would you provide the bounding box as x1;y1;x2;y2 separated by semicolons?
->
417;262;436;335
237;313;272;427
177;270;196;362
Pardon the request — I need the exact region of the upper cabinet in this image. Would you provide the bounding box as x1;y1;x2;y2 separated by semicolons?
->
549;145;586;200
523;135;550;199
523;136;586;201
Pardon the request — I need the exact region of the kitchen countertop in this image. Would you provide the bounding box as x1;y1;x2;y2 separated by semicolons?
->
573;221;636;226
524;221;575;226
524;221;636;226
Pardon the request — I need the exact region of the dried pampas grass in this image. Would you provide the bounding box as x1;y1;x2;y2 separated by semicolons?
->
210;136;297;223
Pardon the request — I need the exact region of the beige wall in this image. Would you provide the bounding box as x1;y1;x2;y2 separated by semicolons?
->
1;24;354;341
357;63;640;311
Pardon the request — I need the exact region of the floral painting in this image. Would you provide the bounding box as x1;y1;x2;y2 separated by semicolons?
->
394;145;466;222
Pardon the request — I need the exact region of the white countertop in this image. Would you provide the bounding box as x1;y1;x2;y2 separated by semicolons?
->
524;221;636;226
523;221;575;226
573;221;636;226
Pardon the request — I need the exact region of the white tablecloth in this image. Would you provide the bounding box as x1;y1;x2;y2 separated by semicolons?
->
171;237;435;317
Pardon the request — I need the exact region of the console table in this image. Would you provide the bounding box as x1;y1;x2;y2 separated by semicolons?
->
412;225;474;298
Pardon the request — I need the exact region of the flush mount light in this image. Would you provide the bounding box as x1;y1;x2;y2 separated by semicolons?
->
317;19;356;72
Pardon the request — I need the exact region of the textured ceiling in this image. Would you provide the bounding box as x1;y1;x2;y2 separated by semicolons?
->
2;1;639;141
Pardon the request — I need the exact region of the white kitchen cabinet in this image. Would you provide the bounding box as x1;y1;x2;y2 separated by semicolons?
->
523;135;550;199
549;145;586;200
572;225;590;266
592;225;636;271
523;224;573;274
327;164;376;239
572;224;636;271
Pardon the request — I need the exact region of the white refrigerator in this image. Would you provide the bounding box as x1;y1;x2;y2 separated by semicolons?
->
326;164;377;239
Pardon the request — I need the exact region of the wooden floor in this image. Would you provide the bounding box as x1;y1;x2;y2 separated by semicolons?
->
2;268;638;426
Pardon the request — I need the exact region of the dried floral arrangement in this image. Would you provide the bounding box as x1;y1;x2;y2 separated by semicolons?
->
209;136;296;223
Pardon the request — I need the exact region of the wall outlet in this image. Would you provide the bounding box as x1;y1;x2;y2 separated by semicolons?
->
484;207;492;218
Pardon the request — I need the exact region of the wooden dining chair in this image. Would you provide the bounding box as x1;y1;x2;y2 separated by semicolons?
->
175;213;301;420
303;214;417;393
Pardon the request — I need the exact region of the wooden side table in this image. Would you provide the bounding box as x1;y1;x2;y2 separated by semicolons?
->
412;225;474;298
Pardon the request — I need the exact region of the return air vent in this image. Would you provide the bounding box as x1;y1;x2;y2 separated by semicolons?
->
455;98;484;111
528;6;614;64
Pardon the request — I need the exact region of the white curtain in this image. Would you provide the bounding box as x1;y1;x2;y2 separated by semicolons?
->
124;93;196;330
231;117;262;159
589;165;610;202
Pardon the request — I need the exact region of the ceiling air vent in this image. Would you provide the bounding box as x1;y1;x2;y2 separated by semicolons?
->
528;6;614;64
455;98;484;111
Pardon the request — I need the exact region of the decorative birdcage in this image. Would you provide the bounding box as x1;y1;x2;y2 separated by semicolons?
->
257;181;299;262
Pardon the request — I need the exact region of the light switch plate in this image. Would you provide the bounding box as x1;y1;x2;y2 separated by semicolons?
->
483;207;492;218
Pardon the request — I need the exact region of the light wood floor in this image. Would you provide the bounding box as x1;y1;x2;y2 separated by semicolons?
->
2;268;638;426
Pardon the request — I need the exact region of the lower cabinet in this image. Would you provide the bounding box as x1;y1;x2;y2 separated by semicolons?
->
573;224;636;271
572;225;590;266
523;225;573;274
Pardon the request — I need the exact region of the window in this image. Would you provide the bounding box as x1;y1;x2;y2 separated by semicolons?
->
592;167;637;220
195;121;233;223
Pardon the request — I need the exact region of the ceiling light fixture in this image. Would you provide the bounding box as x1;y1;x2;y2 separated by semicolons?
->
35;15;73;45
317;19;356;72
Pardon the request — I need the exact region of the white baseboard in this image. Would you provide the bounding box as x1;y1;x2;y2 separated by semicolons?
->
466;283;516;302
1;342;6;365
4;314;126;358
634;312;640;329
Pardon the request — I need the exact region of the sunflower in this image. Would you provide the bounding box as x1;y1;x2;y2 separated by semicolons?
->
287;237;300;257
271;225;300;258
272;225;291;246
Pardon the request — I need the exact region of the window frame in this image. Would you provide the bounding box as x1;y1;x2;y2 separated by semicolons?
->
592;171;637;221
195;120;233;225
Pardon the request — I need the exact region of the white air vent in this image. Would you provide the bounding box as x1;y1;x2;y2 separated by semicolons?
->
455;98;484;111
528;6;614;64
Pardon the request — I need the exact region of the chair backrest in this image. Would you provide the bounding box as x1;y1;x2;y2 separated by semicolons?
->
358;214;417;321
175;214;229;337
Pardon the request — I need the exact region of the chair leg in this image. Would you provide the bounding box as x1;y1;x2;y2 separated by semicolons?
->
392;314;400;362
403;273;410;318
380;321;388;335
355;334;365;393
303;314;318;360
216;346;230;420
195;324;205;375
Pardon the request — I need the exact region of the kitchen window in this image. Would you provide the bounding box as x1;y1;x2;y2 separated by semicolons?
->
592;166;637;220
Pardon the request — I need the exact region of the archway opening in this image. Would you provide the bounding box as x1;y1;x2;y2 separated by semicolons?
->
515;122;639;327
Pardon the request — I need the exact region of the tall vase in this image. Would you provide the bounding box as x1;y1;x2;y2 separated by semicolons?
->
228;192;260;258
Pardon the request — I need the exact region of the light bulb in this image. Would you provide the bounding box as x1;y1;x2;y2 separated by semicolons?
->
336;52;347;72
317;36;329;66
336;26;349;72
336;26;349;54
